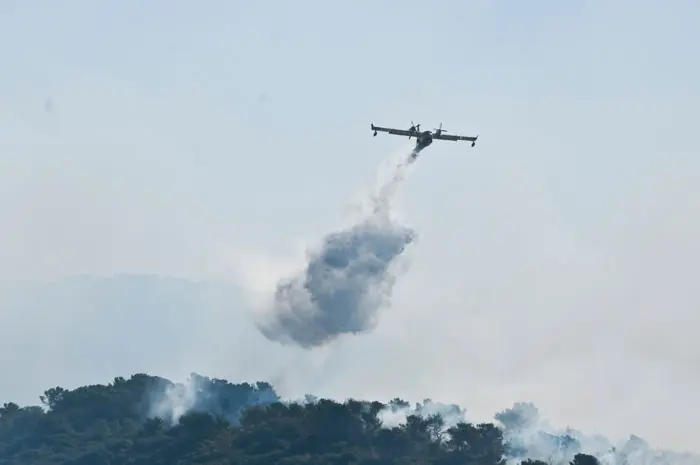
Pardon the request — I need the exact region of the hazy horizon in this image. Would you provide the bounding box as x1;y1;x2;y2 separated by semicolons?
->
2;0;699;457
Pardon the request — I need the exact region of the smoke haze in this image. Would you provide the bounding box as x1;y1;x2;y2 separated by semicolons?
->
2;1;699;460
144;373;700;465
148;373;279;425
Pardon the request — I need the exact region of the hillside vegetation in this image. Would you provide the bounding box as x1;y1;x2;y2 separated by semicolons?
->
0;373;685;465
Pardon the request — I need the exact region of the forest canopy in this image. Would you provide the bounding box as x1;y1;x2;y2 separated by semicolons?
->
0;373;695;465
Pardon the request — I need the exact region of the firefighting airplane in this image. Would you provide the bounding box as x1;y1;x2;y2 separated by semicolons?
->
370;121;478;158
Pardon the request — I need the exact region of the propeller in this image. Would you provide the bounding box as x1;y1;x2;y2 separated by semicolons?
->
433;122;447;133
408;121;421;138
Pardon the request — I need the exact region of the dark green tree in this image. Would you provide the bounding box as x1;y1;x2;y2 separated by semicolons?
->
570;453;600;465
0;373;614;465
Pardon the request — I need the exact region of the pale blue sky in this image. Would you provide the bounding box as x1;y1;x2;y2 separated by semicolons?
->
2;0;698;277
2;0;700;455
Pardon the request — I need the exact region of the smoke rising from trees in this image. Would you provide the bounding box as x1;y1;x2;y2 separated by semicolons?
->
3;373;695;465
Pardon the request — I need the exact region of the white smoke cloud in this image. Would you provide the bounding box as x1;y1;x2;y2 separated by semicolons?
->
494;402;700;465
148;376;199;425
377;398;468;429
147;373;279;426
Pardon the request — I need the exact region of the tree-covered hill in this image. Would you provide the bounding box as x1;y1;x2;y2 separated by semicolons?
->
1;373;696;465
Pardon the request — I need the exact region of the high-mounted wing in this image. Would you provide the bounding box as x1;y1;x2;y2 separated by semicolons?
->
432;133;478;142
371;124;415;137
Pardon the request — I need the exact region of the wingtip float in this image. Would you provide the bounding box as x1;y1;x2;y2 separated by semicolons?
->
370;121;478;160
